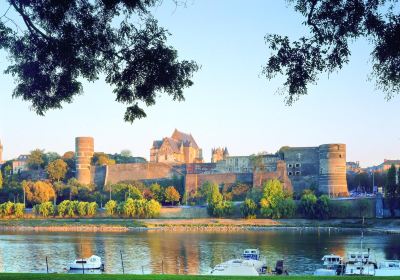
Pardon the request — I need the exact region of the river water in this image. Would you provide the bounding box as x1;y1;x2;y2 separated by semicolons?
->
0;229;399;275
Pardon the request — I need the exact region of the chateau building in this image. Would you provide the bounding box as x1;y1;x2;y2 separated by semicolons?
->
12;155;29;174
150;129;203;164
211;147;229;163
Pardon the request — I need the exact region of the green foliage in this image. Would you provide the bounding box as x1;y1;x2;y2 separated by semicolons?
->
264;1;400;104
0;171;3;189
68;200;79;217
23;180;56;204
299;192;318;218
109;183;143;202
146;199;162;218
57;200;70;217
386;164;398;217
87;202;98;216
225;183;250;201
356;198;370;218
241;198;258;219
246;188;263;203
46;159;68;182
164;186;180;205
134;199;147;218
105;200;117;216
37;202;55;217
14;203;25;218
259;179;293;218
123;198;136;217
0;201;14;216
149;183;164;202
92;153;116;166
77;201;88;216
27;149;45;170
206;184;232;217
315;195;330;219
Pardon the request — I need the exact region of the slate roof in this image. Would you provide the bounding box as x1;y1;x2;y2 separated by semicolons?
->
152;129;200;152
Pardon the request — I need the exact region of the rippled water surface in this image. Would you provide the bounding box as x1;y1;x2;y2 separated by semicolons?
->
0;229;399;275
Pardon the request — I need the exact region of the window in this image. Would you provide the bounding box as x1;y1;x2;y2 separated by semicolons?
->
288;171;293;176
295;163;301;168
287;163;293;168
295;171;301;176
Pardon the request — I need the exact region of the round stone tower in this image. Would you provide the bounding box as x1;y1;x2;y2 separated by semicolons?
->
318;144;348;196
75;137;94;185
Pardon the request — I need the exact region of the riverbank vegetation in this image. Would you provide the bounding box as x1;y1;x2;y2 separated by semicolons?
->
0;273;394;280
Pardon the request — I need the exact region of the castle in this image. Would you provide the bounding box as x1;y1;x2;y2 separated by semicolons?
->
150;129;203;164
75;131;349;197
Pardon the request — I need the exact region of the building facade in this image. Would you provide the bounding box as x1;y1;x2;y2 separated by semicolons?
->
12;155;29;174
211;147;229;163
150;129;203;164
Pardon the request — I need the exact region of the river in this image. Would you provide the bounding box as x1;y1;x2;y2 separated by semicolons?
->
0;229;399;275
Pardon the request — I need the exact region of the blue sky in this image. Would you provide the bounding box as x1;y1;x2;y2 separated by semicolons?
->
0;0;399;167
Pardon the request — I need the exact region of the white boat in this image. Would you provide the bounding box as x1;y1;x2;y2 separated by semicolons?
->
69;255;104;270
210;249;267;276
375;260;400;276
344;251;377;276
314;254;344;276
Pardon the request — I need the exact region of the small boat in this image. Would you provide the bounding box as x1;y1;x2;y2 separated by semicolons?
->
210;249;267;276
69;255;104;271
344;251;377;276
314;254;344;276
375;260;400;276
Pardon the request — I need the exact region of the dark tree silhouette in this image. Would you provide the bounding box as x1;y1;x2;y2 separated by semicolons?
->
264;0;400;104
0;0;198;122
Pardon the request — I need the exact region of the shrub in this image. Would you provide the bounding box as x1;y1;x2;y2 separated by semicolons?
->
1;201;14;216
134;199;147;218
241;198;258;219
149;183;164;202
315;195;330;219
87;202;98;216
77;201;88;216
68;200;79;217
164;186;180;205
299;192;317;218
277;198;296;218
105;200;117;216
146;199;161;218
123;198;136;217
57;200;70;216
37;202;55;217
14;203;25;218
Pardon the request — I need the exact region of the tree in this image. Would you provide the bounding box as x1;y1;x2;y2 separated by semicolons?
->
23;180;55;204
241;198;258;219
0;171;2;189
92;153;116;166
385;164;397;217
299;191;318;218
164;186;180;205
259;179;292;218
0;0;198;122
149;183;164;202
146;199;162;218
120;150;132;157
46;159;68;182
27;149;45;170
105;200;117;216
264;0;400;104
315;195;330;219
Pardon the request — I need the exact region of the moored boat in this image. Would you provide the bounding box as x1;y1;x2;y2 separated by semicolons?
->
375;260;400;276
210;249;267;276
69;255;104;271
314;254;344;276
344;251;377;276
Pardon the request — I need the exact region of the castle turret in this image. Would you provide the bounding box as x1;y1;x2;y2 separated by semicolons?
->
75;137;94;185
318;144;348;196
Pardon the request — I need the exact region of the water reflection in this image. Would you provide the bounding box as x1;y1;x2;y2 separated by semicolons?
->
0;230;398;275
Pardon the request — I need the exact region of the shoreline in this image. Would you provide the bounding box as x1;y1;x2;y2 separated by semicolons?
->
0;218;399;233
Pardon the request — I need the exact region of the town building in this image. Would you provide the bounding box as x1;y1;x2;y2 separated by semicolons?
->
376;159;400;172
150;129;203;164
12;155;29;174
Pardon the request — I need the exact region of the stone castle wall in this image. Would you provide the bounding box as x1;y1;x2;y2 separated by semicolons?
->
98;163;178;185
185;173;253;194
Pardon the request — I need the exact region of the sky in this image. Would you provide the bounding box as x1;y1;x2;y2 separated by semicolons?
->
0;0;399;167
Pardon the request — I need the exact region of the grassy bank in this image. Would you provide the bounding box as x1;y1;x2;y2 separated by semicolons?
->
0;274;394;280
0;218;400;233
